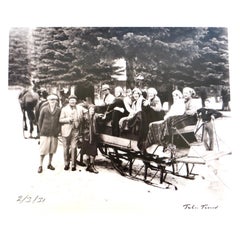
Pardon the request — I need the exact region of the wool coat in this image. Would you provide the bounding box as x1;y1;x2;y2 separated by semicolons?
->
38;104;61;137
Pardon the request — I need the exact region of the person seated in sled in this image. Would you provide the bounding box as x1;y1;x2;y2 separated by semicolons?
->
137;87;165;149
119;87;145;133
163;89;185;120
197;98;222;151
142;87;163;119
95;84;115;114
142;89;185;146
143;87;199;150
95;84;115;130
123;88;133;116
101;84;115;107
102;86;128;136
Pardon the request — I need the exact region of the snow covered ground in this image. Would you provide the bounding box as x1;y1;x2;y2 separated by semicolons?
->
1;89;237;240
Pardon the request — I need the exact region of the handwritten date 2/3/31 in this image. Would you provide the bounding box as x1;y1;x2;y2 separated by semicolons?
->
17;195;45;204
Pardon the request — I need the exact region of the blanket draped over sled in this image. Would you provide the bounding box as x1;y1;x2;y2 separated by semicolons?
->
145;114;197;149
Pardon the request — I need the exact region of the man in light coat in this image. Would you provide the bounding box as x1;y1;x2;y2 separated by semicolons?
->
59;94;84;171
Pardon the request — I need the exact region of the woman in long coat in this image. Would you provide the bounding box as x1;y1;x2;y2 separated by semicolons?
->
80;105;100;174
38;94;61;173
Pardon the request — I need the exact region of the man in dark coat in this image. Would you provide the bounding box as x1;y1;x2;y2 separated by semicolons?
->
197;99;222;150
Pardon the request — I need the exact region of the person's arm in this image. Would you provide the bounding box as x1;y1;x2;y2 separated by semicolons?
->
57;109;61;134
185;99;197;116
77;105;85;120
104;94;115;105
59;108;72;124
38;107;44;131
123;97;133;113
106;98;118;112
196;108;204;117
150;97;162;112
210;109;222;119
135;96;144;112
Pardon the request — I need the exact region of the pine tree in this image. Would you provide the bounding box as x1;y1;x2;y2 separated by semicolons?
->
8;28;31;86
9;27;229;95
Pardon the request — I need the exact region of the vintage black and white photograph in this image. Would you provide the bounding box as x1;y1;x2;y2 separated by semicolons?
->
1;1;239;240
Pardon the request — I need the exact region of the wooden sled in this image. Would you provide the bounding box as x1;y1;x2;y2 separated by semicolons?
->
96;119;231;189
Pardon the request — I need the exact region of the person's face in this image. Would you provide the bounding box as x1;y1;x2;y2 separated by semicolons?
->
133;92;140;100
126;90;132;97
147;90;155;99
183;90;191;101
114;89;121;97
103;89;109;95
173;94;180;103
48;99;57;107
69;98;77;106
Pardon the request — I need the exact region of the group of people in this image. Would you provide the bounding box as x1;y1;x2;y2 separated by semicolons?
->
19;88;101;174
144;87;223;151
98;84;222;152
20;82;223;174
97;84;165;147
34;83;165;174
144;87;199;150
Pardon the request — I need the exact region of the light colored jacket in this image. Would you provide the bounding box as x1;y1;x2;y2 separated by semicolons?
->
185;98;198;116
59;104;84;137
164;99;185;120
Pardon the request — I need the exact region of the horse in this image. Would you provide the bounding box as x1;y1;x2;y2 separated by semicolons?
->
18;88;39;138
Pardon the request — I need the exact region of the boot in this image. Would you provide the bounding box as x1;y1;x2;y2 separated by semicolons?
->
78;153;86;166
92;164;99;174
87;164;98;174
86;164;90;171
86;164;94;172
86;157;90;171
79;160;86;167
90;156;98;174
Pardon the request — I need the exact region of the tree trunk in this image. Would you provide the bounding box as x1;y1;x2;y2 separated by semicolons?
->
126;58;136;89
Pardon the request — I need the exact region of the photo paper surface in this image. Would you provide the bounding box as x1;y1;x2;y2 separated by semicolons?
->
1;1;239;240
